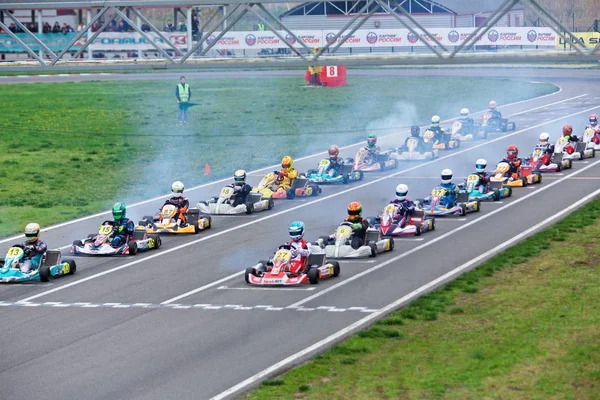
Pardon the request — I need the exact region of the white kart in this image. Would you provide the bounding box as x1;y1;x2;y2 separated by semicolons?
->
391;137;438;161
582;127;600;151
554;135;595;161
197;186;274;215
316;221;393;259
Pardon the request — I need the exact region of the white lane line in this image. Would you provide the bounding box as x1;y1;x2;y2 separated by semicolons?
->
213;182;600;400
160;272;244;304
17;103;600;303
0;88;569;245
286;157;600;309
508;93;587;117
216;286;316;292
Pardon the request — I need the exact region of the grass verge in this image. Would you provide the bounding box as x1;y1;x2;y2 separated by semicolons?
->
245;198;600;400
0;77;556;236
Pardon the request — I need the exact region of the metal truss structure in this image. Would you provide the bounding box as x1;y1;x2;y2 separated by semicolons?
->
0;0;599;70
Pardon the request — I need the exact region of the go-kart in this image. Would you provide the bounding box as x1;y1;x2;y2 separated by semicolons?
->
478;112;516;134
391;137;438;161
582;127;600;151
368;204;435;237
526;144;571;173
423;129;460;150
350;147;397;172
72;223;161;256
197;186;274;215
464;173;512;202
251;172;321;199
415;186;480;217
306;159;364;184
245;244;340;286
316;221;394;259
139;204;211;234
490;161;541;187
451;120;485;141
555;135;595;161
0;245;76;283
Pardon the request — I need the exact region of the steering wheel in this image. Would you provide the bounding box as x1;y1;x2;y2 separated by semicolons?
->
278;244;292;250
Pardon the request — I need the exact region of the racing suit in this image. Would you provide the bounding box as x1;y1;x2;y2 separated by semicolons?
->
533;143;555;166
500;157;522;180
288;239;311;273
586;124;600;134
428;126;447;144
364;145;381;162
488;109;502;123
326;156;345;176
472;171;491;192
275;168;299;190
230;183;253;207
103;218;135;248
459;117;476;134
346;217;370;250
439;182;459;208
389;199;415;226
163;196;190;225
20;239;47;273
401;135;424;151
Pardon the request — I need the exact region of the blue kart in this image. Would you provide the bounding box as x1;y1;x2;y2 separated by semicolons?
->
414;186;481;217
306;159;364;184
464;173;512;202
0;245;76;283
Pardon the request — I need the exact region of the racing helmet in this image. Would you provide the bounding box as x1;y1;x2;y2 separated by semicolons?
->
431;115;441;126
347;201;362;221
112;202;126;221
289;221;305;241
367;133;377;148
234;169;246;185
281;156;293;171
506;144;519;160
395;184;408;201
328;145;340;160
410;125;420;137
441;168;453;183
488;100;497;109
24;223;40;243
475;158;487;172
539;132;550;143
562;124;573;137
460;108;469;119
590;114;598;127
171;181;184;197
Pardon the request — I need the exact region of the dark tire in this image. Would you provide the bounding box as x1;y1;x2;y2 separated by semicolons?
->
566;159;572;169
430;218;436;231
387;237;394;251
369;243;377;257
493;188;501;201
245;201;254;215
72;240;83;247
150;235;161;250
245;267;256;283
311;185;321;196
506;187;513;197
330;261;340;277
414;223;422;236
459;204;467;216
319;236;331;246
521;177;528;186
267;198;275;210
138;220;148;227
128;241;138;255
87;233;95;239
39;265;50;282
286;188;296;199
64;259;76;275
308;267;320;284
536;173;542;183
357;171;364;180
342;173;349;184
257;260;270;273
475;200;481;212
415;198;424;208
142;215;154;223
379;161;386;172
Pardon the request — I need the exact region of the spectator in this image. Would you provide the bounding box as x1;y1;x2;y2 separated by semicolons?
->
29;23;38;33
164;19;175;32
91;22;100;32
77;22;86;32
192;13;199;34
43;22;51;33
8;23;17;33
175;76;191;125
52;22;61;33
109;20;117;32
61;23;69;34
117;20;127;32
141;24;151;32
179;21;187;32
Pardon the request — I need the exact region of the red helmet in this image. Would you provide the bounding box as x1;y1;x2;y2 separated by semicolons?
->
589;114;598;126
328;145;339;158
506;144;518;160
562;124;573;137
347;201;362;221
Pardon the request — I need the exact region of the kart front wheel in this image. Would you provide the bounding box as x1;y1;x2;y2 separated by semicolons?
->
39;265;51;282
245;267;256;284
308;267;320;284
65;259;77;275
72;240;83;247
493;189;501;201
245;201;254;215
330;261;340;277
150;235;161;250
369;243;377;257
128;241;138;255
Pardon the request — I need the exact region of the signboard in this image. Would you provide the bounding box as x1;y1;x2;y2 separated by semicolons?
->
555;31;600;49
0;32;80;52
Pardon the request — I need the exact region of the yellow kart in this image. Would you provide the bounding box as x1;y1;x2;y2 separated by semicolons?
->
251;172;321;200
138;204;211;234
490;162;541;187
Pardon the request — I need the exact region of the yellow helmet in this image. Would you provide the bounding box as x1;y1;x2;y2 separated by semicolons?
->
281;156;293;170
25;223;41;243
234;169;246;185
488;100;497;109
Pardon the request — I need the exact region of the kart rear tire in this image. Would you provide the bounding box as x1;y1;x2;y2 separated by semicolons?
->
475;200;481;212
565;159;572;169
493;188;501;201
459;204;467;216
138;220;148;227
319;236;331;246
245;267;256;284
128;241;138;255
39;265;51;282
521;177;528;186
387;237;394;251
142;215;154;224
267;198;275;210
150;235;161;250
308;267;320;284
257;261;270;273
414;224;422;236
286;188;296;200
64;259;76;275
330;261;340;277
72;240;83;247
506;187;513;197
357;171;364;180
430;218;436;231
87;233;95;239
536;173;542;183
342;173;349;184
245;201;254;215
369;243;377;258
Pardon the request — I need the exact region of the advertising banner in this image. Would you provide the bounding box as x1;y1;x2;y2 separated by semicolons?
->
555;31;600;49
0;32;80;52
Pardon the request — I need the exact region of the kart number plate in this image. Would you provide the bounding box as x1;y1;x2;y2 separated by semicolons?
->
98;225;112;235
6;247;23;257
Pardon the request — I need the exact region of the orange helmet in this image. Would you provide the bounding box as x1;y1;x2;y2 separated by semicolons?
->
488;100;497;109
281;156;293;171
506;144;518;160
328;145;339;158
347;201;362;221
562;124;573;137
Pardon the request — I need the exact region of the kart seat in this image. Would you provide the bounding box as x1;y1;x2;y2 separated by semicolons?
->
366;229;380;243
293;177;308;189
376;153;390;162
422;142;434;152
246;192;262;203
550;152;563;163
411;209;425;221
132;229;146;240
307;252;325;267
340;163;354;174
489;181;503;190
575;142;587;152
457;191;469;202
43;250;61;266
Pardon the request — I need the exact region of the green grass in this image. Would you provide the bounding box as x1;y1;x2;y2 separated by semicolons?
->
0;77;556;236
244;199;600;400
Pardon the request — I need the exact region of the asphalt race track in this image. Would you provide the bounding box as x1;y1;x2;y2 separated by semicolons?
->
1;68;600;400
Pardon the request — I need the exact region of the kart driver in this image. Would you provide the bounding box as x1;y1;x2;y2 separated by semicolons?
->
562;124;579;142
428;116;447;143
389;184;415;224
104;202;135;248
459;108;476;133
20;223;47;273
365;133;381;158
500;144;522;180
536;132;555;154
587;114;599;132
275;156;299;189
230;169;253;207
487;100;502;122
439;169;460;208
288;221;311;273
326;145;345;174
346;201;370;250
163;181;190;226
401;126;425;151
471;159;491;192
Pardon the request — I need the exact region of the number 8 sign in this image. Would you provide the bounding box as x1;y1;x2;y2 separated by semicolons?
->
326;66;338;77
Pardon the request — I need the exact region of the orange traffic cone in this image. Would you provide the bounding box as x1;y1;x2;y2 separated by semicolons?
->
204;162;211;176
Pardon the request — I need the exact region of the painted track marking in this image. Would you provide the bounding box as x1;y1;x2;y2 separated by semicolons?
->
216;286;316;292
17;103;600;303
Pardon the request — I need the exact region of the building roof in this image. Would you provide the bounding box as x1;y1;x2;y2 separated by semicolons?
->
434;0;523;14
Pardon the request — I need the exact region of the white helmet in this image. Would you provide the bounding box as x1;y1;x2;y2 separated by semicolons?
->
171;181;184;197
395;184;408;201
441;168;453;183
476;158;487;172
539;132;550;143
431;115;440;125
460;108;469;119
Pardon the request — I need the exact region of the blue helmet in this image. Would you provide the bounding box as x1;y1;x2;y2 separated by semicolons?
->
289;221;305;241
